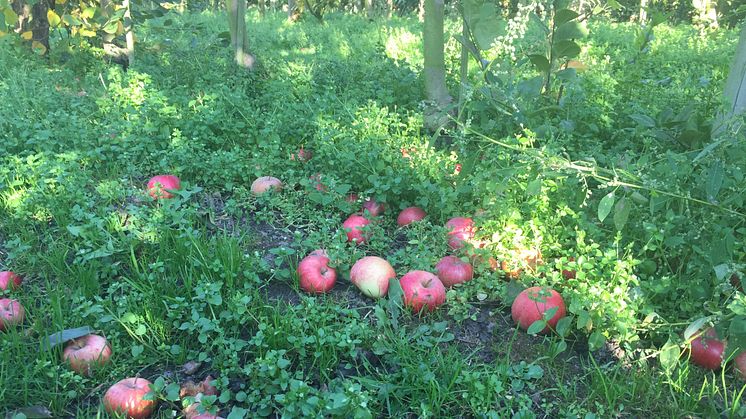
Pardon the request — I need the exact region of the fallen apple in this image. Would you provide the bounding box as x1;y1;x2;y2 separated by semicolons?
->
147;175;181;200
511;286;566;333
397;207;426;227
0;298;24;331
435;256;474;287
250;176;283;195
445;217;475;249
0;271;22;291
297;251;337;294
342;215;370;244
362;198;385;217
400;270;447;313
734;351;746;379
103;377;157;419
561;257;576;280
689;328;725;370
350;256;395;298
63;334;112;376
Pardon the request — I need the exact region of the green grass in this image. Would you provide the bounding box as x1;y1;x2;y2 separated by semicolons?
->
0;8;745;418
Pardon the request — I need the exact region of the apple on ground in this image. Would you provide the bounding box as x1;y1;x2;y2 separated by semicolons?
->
350;256;396;298
290;147;312;162
147;175;181;200
445;217;475;249
561;256;576;280
0;298;24;331
397;207;426;227
362;198;385;217
501;248;543;279
250;176;283;195
63;334;112;376
0;271;22;291
103;377;157;419
342;215;370;244
689;328;725;370
400;271;447;313
511;286;566;333
734;351;746;379
297;250;337;294
435;256;473;287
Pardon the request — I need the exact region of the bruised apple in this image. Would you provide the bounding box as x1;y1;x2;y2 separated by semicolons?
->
511;287;566;333
0;271;22;291
397;207;426;227
251;176;283;195
445;217;475;249
63;334;113;376
689;328;725;370
362;198;385;217
350;256;395;298
435;256;473;287
147;175;181;200
343;215;370;244
297;251;337;294
103;377;157;419
0;298;24;331
400;271;446;313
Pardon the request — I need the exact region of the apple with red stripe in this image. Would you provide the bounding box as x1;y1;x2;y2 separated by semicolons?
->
63;334;112;376
400;271;446;313
297;250;337;294
147;175;181;200
103;377;157;419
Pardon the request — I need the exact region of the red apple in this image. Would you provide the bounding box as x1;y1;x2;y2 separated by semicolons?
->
397;207;426;227
309;174;327;192
290;147;312;162
297;251;337;294
435;256;473;287
147;175;181;200
400;270;447;313
0;271;22;291
103;377;157;419
561;257;576;280
689;328;725;370
251;176;283;195
62;334;112;376
0;298;24;331
345;193;359;204
445;217;475;249
734;351;746;379
342;215;370;244
511;287;566;334
350;256;395;298
362;198;385;217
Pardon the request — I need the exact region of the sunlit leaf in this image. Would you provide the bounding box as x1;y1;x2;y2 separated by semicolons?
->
554;21;588;41
21;30;33;40
598;191;615;222
527;319;547;335
659;337;680;370
47;9;61;27
31;40;47;55
4;7;18;26
683;317;709;341
81;7;96;19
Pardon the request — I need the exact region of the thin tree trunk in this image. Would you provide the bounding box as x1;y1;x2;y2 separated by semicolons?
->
228;0;256;69
10;0;31;33
30;0;52;53
287;0;296;20
365;0;373;19
386;0;392;18
123;0;135;67
713;25;746;137
639;0;647;22
423;0;452;132
418;0;424;22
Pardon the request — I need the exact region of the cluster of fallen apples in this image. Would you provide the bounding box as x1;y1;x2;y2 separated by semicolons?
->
1;170;742;418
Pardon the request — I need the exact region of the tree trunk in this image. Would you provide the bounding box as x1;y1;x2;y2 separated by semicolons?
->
228;0;256;69
639;0;647;22
10;0;31;33
287;0;296;20
365;0;373;19
418;0;424;22
713;25;746;137
423;0;452;132
31;0;52;54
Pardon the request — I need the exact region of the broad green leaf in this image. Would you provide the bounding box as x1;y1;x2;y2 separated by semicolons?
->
528;54;550;73
705;161;723;201
630;113;656;128
526;178;542;196
4;8;18;26
131;344;144;357
62;14;82;26
102;21;118;34
555;68;577;82
555;316;572;337
227;407;248;419
42;326;93;350
613;196;631;230
81;6;96;19
588;330;605;351
597;191;615;222
659;337;680;370
554;8;579;26
527;319;547;335
552;40;580;59
713;264;730;280
554;21;588;41
683;317;709;341
47;9;60;27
